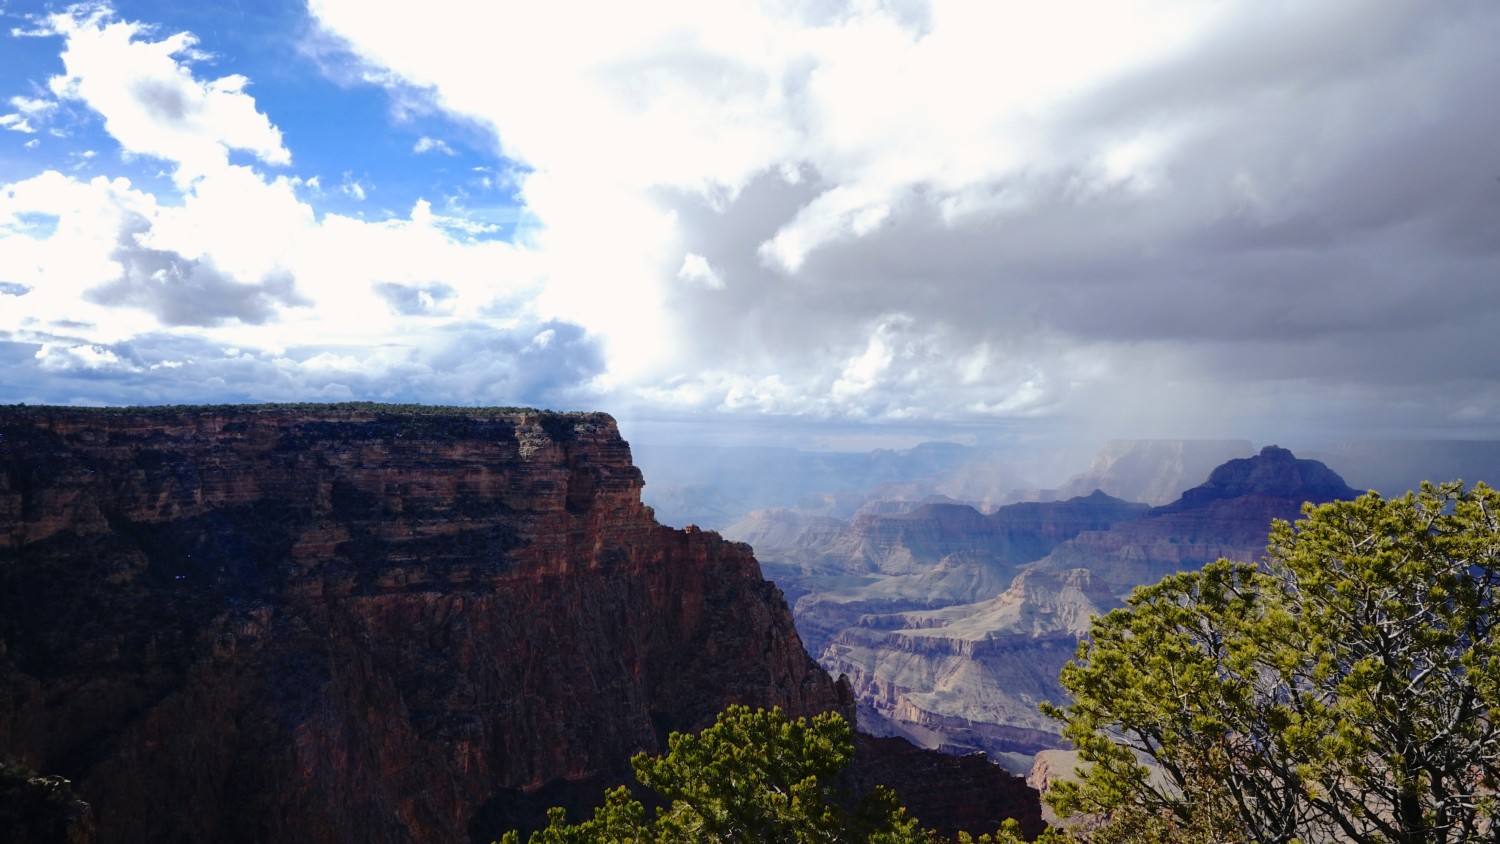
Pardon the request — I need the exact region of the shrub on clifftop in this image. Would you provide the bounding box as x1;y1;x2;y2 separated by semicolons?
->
500;705;1028;843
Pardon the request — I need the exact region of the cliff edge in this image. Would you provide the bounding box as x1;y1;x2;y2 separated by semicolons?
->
0;405;850;842
0;404;1040;842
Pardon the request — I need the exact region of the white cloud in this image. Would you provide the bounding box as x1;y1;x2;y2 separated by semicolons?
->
41;4;289;182
301;0;1500;441
338;172;366;200
0;171;161;340
3;0;1498;445
1;95;58;133
831;317;899;403
413;136;455;155
34;342;135;372
676;253;724;289
758;185;895;273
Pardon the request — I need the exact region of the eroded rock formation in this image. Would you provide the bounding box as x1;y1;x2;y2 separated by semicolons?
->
766;446;1359;767
0;405;1036;843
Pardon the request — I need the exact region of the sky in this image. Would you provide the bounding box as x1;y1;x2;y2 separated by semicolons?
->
2;0;1499;454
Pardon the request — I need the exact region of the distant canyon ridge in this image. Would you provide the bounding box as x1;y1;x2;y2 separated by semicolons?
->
636;436;1500;531
707;439;1497;773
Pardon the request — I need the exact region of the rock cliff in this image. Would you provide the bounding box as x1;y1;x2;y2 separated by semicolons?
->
0;761;95;844
736;492;1150;665
0;405;1036;843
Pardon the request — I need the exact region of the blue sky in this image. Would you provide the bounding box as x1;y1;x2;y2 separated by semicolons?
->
3;0;1500;452
2;1;524;231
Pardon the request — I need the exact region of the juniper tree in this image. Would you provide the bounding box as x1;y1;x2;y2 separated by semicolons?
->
502;705;936;844
1044;481;1500;844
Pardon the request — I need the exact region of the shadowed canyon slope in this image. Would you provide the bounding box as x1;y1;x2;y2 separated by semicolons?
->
0;405;1039;843
739;446;1359;769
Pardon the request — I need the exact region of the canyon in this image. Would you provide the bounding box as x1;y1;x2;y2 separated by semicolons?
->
732;445;1361;771
0;405;1040;843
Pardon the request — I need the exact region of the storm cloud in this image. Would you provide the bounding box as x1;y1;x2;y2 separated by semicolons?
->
5;317;607;409
296;0;1500;446
90;219;310;326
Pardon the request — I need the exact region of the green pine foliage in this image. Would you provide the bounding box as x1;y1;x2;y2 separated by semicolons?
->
1044;481;1500;843
498;705;1025;844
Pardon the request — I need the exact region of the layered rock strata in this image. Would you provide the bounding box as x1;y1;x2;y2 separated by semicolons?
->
783;447;1359;766
0;405;1035;843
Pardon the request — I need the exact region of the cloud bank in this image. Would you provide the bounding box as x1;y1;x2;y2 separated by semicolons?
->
2;3;600;411
3;0;1499;448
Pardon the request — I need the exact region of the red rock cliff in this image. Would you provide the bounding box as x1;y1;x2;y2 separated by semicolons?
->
0;405;854;843
0;405;1040;843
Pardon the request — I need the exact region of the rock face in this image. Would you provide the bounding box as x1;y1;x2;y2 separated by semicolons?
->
735;492;1151;767
765;446;1359;767
0;761;96;844
732;493;1151;661
851;734;1045;840
0;406;1037;843
1156;445;1357;514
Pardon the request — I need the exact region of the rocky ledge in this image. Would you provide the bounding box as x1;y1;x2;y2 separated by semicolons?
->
0;404;1038;843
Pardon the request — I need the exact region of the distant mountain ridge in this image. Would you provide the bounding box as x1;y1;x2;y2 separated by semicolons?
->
1159;445;1357;512
637;441;1028;529
748;445;1359;770
641;437;1500;533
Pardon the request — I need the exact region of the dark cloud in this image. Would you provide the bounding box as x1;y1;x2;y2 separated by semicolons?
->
0;318;607;410
654;170;832;356
87;218;310;326
10;1;1498;452
130;77;193;123
0;340;38;368
641;1;1500;444
424;320;606;403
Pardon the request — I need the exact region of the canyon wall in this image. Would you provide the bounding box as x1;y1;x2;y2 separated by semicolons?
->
0;405;1035;842
757;446;1360;769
